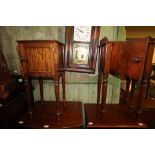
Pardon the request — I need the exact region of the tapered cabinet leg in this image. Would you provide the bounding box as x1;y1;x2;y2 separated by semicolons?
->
29;78;34;107
55;77;60;116
125;77;130;103
62;73;66;101
97;73;102;105
145;78;150;99
62;73;66;109
39;78;44;108
131;79;136;97
24;78;32;113
101;74;108;114
136;79;147;121
126;78;137;104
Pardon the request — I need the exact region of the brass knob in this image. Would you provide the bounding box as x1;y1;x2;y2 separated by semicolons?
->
20;57;28;62
133;57;141;63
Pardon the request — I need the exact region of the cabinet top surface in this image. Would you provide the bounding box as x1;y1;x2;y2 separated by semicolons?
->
16;40;64;45
99;37;155;47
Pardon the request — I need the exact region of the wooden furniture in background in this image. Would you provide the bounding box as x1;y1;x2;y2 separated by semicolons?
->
85;37;155;128
152;64;155;79
147;64;155;99
0;83;28;128
0;51;28;128
65;26;100;73
17;40;66;116
0;49;16;98
99;37;154;116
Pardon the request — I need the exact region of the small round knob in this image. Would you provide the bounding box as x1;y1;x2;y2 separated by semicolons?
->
133;57;141;63
20;57;28;62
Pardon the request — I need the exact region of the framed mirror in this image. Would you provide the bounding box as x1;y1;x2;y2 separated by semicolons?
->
65;26;100;73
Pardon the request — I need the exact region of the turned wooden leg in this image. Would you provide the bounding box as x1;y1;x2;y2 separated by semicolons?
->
39;78;44;109
29;78;34;107
24;78;32;113
62;73;66;109
126;78;136;106
136;79;147;121
101;73;108;114
125;77;130;104
145;78;150;99
131;79;136;97
97;72;102;105
55;77;60;116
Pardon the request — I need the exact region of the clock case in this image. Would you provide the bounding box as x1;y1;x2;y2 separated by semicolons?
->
65;26;100;73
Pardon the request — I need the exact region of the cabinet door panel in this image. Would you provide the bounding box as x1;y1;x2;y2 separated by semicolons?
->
17;41;64;77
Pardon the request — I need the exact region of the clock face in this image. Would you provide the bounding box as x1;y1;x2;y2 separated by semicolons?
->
72;43;89;64
65;26;100;73
73;26;92;42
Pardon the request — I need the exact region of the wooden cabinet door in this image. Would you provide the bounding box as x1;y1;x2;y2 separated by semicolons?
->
17;41;61;78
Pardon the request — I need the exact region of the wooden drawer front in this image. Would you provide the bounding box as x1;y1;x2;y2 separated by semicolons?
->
123;40;147;80
125;56;144;80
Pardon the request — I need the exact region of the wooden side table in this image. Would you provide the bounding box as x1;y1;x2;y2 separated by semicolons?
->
85;37;155;128
17;40;66;116
97;37;155;118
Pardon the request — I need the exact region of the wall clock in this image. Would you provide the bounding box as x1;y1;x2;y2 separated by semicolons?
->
65;26;100;73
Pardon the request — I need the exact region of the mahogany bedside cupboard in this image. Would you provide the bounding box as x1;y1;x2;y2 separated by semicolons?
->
17;40;66;115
